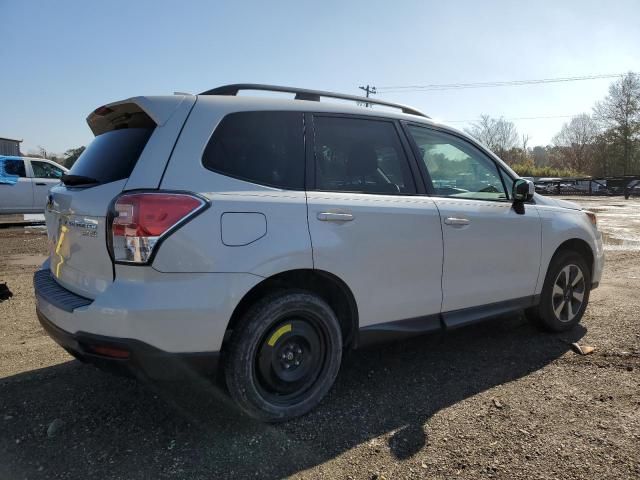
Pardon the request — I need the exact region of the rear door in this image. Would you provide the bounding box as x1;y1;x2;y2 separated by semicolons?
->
0;157;33;213
45;96;195;298
404;123;541;321
306;114;444;330
28;159;66;211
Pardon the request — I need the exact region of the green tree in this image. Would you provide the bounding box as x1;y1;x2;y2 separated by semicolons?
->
63;146;85;168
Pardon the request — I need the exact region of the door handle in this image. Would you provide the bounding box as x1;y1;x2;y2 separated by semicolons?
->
317;212;354;222
35;182;47;186
444;217;470;226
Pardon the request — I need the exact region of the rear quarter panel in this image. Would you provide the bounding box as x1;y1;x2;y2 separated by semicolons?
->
153;99;312;276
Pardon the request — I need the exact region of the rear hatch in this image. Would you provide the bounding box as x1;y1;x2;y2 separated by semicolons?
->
45;95;195;298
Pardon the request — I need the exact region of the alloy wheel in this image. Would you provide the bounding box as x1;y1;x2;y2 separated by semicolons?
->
552;264;586;322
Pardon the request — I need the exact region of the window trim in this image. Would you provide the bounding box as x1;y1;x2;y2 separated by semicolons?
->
201;110;306;191
401;121;517;204
307;112;422;196
498;166;513;200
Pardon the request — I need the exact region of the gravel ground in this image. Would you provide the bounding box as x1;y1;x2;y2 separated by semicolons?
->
0;197;639;479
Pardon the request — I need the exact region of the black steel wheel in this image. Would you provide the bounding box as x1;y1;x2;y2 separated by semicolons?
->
224;291;342;422
255;318;328;403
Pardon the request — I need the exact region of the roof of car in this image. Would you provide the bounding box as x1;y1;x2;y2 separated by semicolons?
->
194;93;518;177
195;93;477;146
200;84;428;117
196;93;428;119
95;85;473;146
93;88;516;177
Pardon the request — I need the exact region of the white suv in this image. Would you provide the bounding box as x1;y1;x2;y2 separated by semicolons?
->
34;85;604;421
0;156;68;214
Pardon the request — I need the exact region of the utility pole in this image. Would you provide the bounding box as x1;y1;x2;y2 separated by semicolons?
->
358;84;377;107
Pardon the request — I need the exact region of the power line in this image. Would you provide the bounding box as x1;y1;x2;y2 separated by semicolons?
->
377;73;627;92
444;114;582;123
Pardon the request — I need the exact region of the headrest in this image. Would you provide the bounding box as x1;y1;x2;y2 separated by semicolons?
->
347;142;378;178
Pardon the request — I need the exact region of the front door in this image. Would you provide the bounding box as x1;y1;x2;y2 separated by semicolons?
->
404;124;541;318
306;115;444;330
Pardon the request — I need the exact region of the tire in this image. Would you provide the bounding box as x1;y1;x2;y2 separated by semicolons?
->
526;250;591;332
224;290;343;422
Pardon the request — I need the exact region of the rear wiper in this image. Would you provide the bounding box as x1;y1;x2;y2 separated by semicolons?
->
61;174;100;186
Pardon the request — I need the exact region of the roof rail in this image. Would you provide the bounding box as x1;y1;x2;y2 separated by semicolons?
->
199;84;429;118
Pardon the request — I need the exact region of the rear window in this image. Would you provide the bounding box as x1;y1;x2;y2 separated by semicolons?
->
1;159;26;177
202;111;304;190
68;128;154;184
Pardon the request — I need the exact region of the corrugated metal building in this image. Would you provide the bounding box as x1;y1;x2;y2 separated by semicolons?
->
0;137;22;156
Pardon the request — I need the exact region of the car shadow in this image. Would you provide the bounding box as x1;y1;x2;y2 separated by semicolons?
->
0;315;585;479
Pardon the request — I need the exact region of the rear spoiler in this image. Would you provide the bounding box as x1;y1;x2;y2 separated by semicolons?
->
86;95;194;136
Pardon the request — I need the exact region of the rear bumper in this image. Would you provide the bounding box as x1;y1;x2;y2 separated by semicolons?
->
33;262;261;354
37;308;220;380
32;264;257;381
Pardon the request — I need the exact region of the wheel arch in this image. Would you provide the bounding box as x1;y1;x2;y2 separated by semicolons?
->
536;237;596;296
552;238;595;276
222;269;359;351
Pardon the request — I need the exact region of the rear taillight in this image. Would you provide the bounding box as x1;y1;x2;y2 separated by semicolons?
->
108;192;207;264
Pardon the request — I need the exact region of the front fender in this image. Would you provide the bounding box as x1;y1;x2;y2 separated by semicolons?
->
535;204;604;293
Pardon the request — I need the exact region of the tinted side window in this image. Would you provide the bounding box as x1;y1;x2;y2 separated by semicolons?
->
407;125;508;201
202;112;304;190
313;116;415;195
32;161;64;179
2;159;26;177
69;128;154;184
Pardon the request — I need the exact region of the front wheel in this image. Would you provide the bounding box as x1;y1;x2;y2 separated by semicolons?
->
526;250;591;332
224;291;342;422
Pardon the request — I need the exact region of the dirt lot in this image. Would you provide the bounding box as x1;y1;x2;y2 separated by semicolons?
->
1;197;639;479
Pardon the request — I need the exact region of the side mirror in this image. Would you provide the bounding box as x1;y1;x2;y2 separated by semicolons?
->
512;179;534;203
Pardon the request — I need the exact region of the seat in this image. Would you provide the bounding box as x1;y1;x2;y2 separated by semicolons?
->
346;143;399;194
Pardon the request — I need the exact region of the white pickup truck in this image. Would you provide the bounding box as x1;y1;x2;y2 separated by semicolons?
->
0;156;68;214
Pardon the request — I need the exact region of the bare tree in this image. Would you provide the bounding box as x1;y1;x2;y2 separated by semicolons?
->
593;72;640;175
465;115;519;160
552;113;599;173
26;150;45;159
466;115;498;150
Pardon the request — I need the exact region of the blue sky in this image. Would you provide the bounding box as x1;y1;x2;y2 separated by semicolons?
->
1;0;639;154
